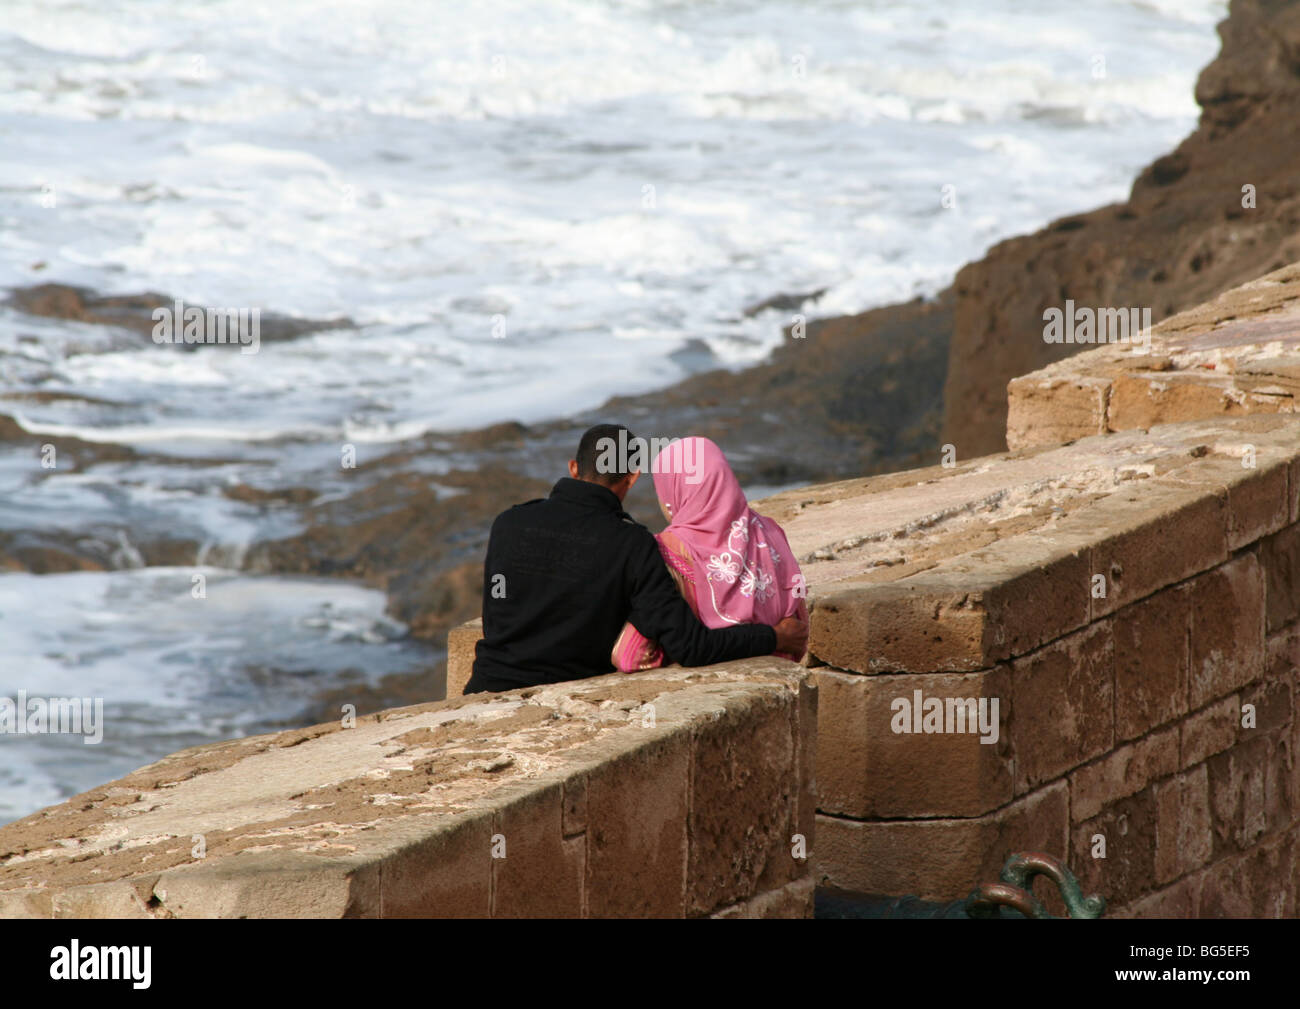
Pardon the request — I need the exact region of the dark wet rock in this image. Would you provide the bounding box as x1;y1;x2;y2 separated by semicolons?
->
222;483;318;506
4;283;351;345
0;536;105;574
743;288;828;317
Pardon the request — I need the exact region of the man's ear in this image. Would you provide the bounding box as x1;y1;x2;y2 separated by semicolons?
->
626;469;641;491
568;459;580;479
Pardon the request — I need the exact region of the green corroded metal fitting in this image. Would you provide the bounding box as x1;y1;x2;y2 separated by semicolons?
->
965;851;1106;919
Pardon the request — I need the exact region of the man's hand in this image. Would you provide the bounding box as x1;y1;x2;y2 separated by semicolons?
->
773;615;808;657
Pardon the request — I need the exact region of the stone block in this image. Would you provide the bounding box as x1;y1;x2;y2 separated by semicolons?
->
1207;731;1293;858
1071;786;1157;908
1083;484;1229;619
376;811;491;918
51;882;152;920
814;781;1068;902
1180;695;1240;767
1006;375;1110;450
445;618;483;699
585;732;690;918
1010;621;1114;792
1113;589;1189;741
0;888;53;919
492;783;583;918
1153;765;1213;886
155;850;384;919
1117;873;1201;919
1260;523;1300;633
814;667;1011;818
561;773;588;838
687;686;798;915
1187;553;1266;708
711;876;814;919
1069;724;1179;823
1224;458;1291;550
810;575;992;674
1194;826;1298;918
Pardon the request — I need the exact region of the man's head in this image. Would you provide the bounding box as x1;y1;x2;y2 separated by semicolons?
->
569;423;641;501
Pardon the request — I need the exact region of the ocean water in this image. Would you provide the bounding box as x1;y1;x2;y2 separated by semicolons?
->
0;0;1227;823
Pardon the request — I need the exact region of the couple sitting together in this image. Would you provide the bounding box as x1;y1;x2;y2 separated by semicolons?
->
465;423;809;694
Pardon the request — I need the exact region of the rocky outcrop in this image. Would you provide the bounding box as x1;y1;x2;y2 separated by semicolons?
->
941;0;1300;457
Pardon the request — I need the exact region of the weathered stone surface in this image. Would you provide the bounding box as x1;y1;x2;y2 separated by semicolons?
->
1207;731;1293;859
1113;589;1189;742
814;781;1068;902
0;889;52;920
1071;785;1158;908
492;784;583;918
158;850;384;919
561;773;588;838
813;667;1011;818
711;876;815;919
51;882;153;920
1010;622;1114;794
1180;695;1241;768
585;732;689;918
0;662;811;919
1081;482;1229;619
810;573;993;673
1223;458;1292;551
687;683;799;914
1187;553;1266;708
1154;766;1213;886
1004;265;1300;453
1193;824;1299;919
793;676;818;857
1115;873;1201;919
1241;676;1292;735
446;617;482;699
1004;376;1111;449
1260;523;1300;633
1069;725;1179;823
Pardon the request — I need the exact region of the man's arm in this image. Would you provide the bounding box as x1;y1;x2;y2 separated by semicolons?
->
625;529;776;666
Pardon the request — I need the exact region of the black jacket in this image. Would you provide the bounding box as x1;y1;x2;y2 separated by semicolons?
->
467;477;776;692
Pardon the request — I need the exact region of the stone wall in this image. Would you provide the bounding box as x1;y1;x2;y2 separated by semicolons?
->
0;662;815;918
1007;263;1300;451
790;416;1299;915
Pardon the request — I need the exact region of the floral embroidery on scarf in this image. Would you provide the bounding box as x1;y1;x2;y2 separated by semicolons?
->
740;565;774;602
707;551;740;584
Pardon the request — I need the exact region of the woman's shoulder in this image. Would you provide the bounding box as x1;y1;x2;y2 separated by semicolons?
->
655;526;686;552
655;527;695;570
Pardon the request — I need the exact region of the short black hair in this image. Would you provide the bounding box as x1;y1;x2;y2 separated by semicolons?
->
575;423;636;486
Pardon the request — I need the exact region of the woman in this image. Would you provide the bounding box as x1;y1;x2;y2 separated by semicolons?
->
612;436;808;670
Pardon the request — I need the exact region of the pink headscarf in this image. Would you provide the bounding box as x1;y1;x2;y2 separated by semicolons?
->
651;437;803;628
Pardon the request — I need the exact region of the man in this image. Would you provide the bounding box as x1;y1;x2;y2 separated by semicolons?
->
465;423;808;693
